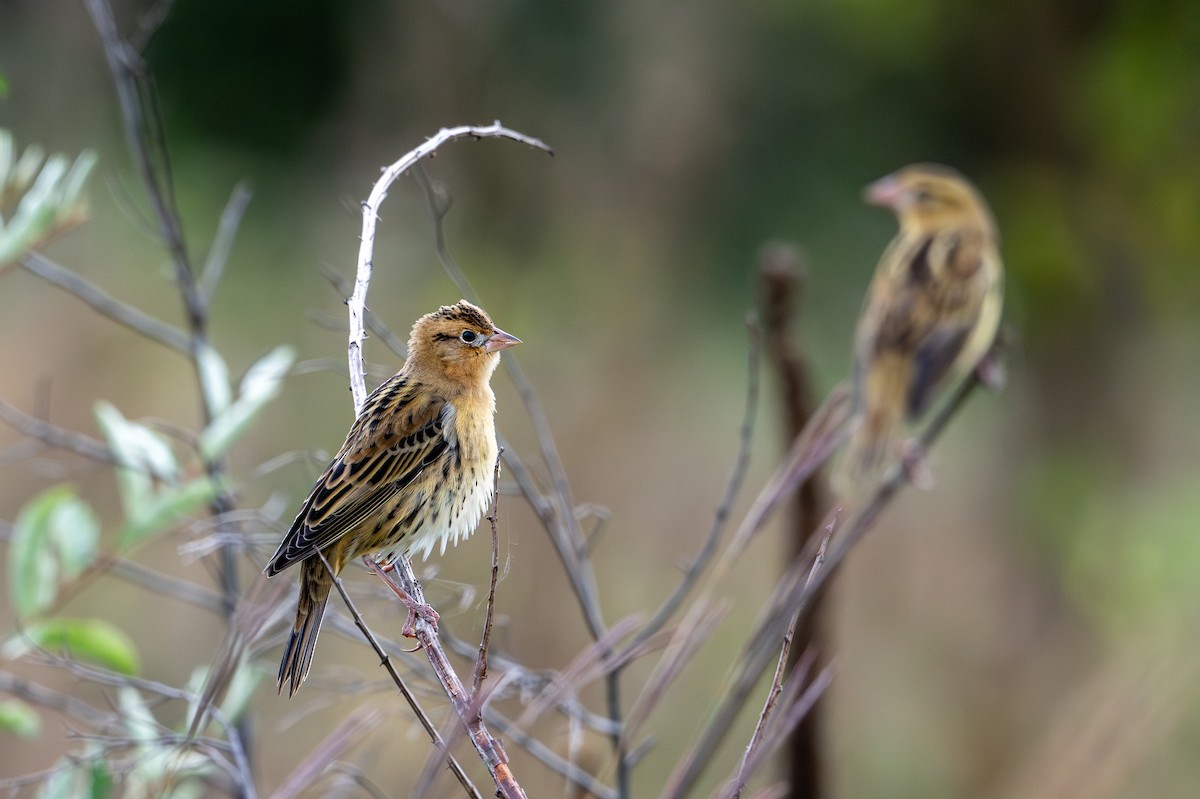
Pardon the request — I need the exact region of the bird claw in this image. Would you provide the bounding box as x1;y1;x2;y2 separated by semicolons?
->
901;440;935;490
975;353;1007;392
401;601;440;639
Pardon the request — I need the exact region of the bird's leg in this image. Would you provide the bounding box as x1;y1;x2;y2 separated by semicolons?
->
364;556;441;638
900;439;935;490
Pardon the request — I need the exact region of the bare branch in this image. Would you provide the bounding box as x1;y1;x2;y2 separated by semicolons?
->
19;251;191;353
368;558;525;799
84;0;202;331
474;450;504;694
319;552;483;799
349;123;551;412
621;316;761;658
268;704;388;799
0;398;116;463
665;356;996;797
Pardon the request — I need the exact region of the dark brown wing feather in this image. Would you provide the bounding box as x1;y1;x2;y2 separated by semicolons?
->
263;375;451;575
868;228;987;420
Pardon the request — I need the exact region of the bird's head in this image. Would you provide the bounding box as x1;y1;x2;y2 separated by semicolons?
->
406;300;521;387
866;164;995;236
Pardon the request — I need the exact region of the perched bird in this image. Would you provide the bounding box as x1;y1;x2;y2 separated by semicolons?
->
264;300;521;697
838;164;1004;492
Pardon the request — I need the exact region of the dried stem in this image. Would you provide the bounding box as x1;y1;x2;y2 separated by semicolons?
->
665;356;994;797
728;514;836;799
368;560;526;799
620;316;760;659
474;450;505;694
19;252;191;353
317;552;483;799
759;245;829;799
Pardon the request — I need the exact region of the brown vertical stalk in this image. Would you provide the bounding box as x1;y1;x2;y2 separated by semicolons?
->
759;243;828;799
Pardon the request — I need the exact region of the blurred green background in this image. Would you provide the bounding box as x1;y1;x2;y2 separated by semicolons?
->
2;0;1200;797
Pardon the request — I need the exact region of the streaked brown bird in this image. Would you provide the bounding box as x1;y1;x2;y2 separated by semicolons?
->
264;300;521;697
838;164;1004;492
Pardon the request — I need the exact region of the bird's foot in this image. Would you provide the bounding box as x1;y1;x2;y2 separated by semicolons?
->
364;555;440;641
901;440;935;490
401;601;441;639
975;352;1007;392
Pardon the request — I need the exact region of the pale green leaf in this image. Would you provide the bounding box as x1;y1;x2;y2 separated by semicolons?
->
23;617;140;675
199;345;294;460
94;401;177;522
218;657;263;725
117;476;218;548
36;762;80;799
0;699;40;739
45;491;99;579
8;486;66;619
118;686;156;744
57;150;97;219
195;342;232;416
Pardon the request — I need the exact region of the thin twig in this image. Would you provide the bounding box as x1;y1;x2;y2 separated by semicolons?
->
664;358;995;798
474;450;504;694
19;252;191;353
722;662;835;799
620;316;761;659
349;123;551;409
317;552;482;799
199;181;253;306
267;704;388;799
0;398;117;463
369;559;526;799
729;515;836;799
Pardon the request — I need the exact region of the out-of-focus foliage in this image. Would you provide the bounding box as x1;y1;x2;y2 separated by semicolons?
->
0;130;96;267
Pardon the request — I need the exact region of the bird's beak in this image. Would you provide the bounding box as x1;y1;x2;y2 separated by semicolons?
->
484;328;522;353
865;175;911;211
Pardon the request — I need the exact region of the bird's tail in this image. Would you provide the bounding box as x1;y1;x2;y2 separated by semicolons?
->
836;355;909;497
278;560;332;697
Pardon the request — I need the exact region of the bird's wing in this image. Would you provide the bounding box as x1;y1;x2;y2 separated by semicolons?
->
264;379;454;575
904;228;995;416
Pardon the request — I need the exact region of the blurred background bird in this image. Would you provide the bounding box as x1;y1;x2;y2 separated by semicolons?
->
837;164;1004;495
263;300;520;697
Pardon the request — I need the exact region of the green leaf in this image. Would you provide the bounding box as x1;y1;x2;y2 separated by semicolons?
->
21;618;140;675
199;345;294;460
0;699;40;738
8;487;63;619
57;150;97;222
195;342;232;417
118;686;156;743
46;491;99;579
117;476;218;548
9;486;100;620
94;401;178;522
37;762;80;799
87;761;113;799
219;657;263;725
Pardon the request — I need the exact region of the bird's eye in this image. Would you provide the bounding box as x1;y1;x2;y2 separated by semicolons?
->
459;330;478;344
